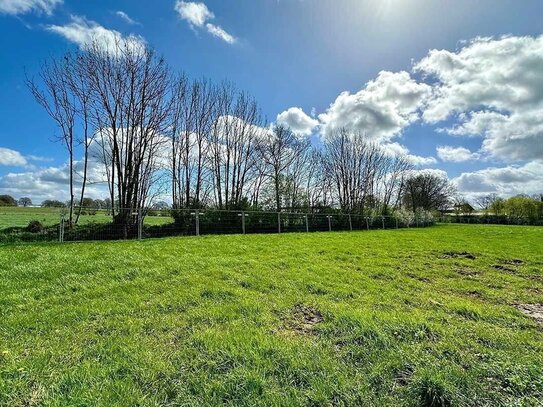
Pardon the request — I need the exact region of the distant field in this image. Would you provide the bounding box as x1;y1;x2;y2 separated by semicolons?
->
0;206;171;229
1;225;542;406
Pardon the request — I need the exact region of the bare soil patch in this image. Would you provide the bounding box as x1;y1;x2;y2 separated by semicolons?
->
503;259;524;266
441;251;476;260
516;304;543;326
455;267;479;277
282;304;324;335
492;264;516;273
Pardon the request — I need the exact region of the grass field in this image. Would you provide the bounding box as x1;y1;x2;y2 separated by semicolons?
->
0;207;171;230
1;225;542;406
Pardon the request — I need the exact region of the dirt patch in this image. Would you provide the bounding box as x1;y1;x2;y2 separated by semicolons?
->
492;264;516;273
503;259;524;266
516;304;543;326
455;267;479;277
466;290;483;299
407;272;430;283
441;251;476;260
282;304;324;335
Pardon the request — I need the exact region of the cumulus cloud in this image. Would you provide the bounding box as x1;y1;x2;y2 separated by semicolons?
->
46;15;146;55
381;142;437;166
174;1;236;44
0;147;27;166
175;1;213;27
318;71;431;141
276;107;319;137
416;35;543;162
0;159;108;202
0;0;61;15
453;161;543;199
115;10;139;25
436;145;480;162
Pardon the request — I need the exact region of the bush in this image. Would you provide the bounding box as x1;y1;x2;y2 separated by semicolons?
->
26;220;44;233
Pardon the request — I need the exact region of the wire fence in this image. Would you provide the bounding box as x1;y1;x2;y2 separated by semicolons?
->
439;215;543;226
0;207;434;243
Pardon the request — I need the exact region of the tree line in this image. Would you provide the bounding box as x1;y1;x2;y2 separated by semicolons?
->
26;38;461;231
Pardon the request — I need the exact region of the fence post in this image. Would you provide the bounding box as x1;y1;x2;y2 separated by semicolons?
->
277;212;281;233
395;217;399;229
382;216;385;230
365;217;369;231
195;209;200;236
348;214;353;231
241;211;246;234
59;215;64;243
327;215;332;232
137;208;143;240
305;214;309;233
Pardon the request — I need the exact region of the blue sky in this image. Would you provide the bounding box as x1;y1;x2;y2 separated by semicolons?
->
1;0;543;202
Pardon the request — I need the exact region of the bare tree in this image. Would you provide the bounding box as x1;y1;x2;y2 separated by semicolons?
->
27;57;77;225
257;125;306;211
82;38;171;234
170;76;215;208
208;84;264;209
323;129;381;212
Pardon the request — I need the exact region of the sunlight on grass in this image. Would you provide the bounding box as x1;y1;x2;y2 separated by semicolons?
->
0;225;542;406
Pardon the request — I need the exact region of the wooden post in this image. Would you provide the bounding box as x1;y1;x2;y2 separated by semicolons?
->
137;209;143;240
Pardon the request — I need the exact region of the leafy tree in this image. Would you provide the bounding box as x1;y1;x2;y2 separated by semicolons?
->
489;197;506;215
403;173;455;213
0;195;17;206
80;197;95;208
18;197;32;207
505;195;540;220
41;200;66;208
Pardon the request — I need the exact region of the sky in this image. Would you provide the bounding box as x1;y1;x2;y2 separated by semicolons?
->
0;0;542;203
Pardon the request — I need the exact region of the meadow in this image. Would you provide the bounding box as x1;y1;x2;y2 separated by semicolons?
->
0;207;170;230
0;225;542;406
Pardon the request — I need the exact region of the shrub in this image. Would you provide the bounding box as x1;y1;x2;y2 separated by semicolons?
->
26;220;44;233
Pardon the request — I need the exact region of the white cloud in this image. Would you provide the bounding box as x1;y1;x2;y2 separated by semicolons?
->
436;145;480;162
416;35;543;162
276;107;319;137
46;16;146;56
0;0;61;15
0;147;27;166
205;23;235;44
175;1;213;27
0;158;108;202
318;71;431;142
453;161;543;199
115;10;139;25
382;142;437;166
174;1;236;44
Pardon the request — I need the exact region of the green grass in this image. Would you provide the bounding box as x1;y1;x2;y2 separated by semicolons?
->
1;225;542;406
0;207;171;230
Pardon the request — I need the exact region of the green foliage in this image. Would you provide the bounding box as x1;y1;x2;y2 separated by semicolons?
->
25;220;43;233
41;199;66;208
0;194;17;207
0;225;542;406
505;195;542;220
